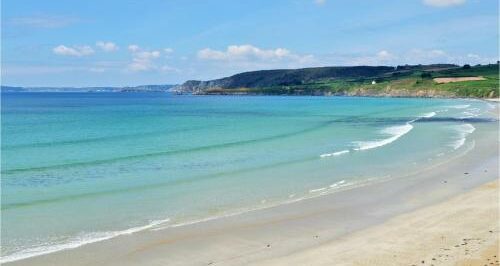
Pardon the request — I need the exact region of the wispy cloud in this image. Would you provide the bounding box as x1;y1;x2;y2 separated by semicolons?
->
53;45;95;57
314;0;326;5
96;41;119;52
8;15;80;28
423;0;466;7
335;49;494;66
126;45;167;72
128;45;141;52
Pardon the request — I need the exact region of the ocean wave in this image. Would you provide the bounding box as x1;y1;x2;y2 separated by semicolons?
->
419;112;436;118
329;180;347;188
3;120;338;175
3;174;389;263
447;104;471;109
450;123;476;150
353;123;414;151
460;111;477;119
309;187;328;193
319;149;350;158
310;180;350;194
0;218;171;264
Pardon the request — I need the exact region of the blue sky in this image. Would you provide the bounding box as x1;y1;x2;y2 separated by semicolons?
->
2;0;498;87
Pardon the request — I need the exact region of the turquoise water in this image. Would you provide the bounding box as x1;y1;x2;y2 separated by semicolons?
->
1;93;496;262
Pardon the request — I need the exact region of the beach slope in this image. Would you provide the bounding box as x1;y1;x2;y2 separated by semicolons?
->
254;181;499;266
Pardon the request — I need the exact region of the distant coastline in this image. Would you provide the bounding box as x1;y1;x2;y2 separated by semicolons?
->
0;84;176;93
174;63;499;99
3;63;498;98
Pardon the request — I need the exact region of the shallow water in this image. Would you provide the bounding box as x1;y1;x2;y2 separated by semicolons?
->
1;93;496;262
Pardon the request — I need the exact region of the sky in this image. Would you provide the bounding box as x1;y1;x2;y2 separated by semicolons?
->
1;0;498;87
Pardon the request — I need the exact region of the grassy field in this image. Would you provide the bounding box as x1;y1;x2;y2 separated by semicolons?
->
203;64;499;98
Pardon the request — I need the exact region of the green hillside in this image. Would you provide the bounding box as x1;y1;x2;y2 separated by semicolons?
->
177;63;499;98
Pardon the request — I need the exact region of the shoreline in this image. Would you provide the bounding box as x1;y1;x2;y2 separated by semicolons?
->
184;92;499;99
6;113;499;266
3;90;500;101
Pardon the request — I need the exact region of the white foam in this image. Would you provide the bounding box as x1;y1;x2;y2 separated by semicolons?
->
0;218;171;264
354;123;413;151
310;180;351;194
419;112;436;118
460;111;478;119
329;180;346;188
448;104;471;109
320;149;350;158
450;123;476;150
309;187;328;193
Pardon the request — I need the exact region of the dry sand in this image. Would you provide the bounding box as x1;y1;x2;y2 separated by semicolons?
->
433;77;486;83
253;181;499;266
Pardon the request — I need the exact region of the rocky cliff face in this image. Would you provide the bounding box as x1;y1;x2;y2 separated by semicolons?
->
172;79;231;94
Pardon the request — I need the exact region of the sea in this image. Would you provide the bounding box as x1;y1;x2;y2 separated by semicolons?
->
1;92;496;262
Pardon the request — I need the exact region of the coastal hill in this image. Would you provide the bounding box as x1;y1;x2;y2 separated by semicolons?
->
175;63;499;98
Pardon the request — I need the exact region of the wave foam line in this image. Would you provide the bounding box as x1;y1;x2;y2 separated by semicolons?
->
451;123;476;150
447;104;471;109
354;123;414;151
0;153;449;265
330;180;347;188
419;112;436;118
352;109;442;152
309;187;328;193
0;218;171;264
320;150;350;158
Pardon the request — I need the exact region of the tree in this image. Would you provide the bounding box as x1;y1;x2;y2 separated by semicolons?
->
463;64;471;69
421;72;432;79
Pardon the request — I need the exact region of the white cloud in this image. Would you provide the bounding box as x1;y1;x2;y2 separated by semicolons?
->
423;0;465;7
197;44;310;62
376;50;395;60
314;0;326;5
96;41;119;52
128;44;140;52
126;45;162;72
164;48;174;53
193;44;317;80
53;45;94;57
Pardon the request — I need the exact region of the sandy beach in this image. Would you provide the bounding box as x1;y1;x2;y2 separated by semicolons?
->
3;0;499;264
6;106;498;266
255;181;499;266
